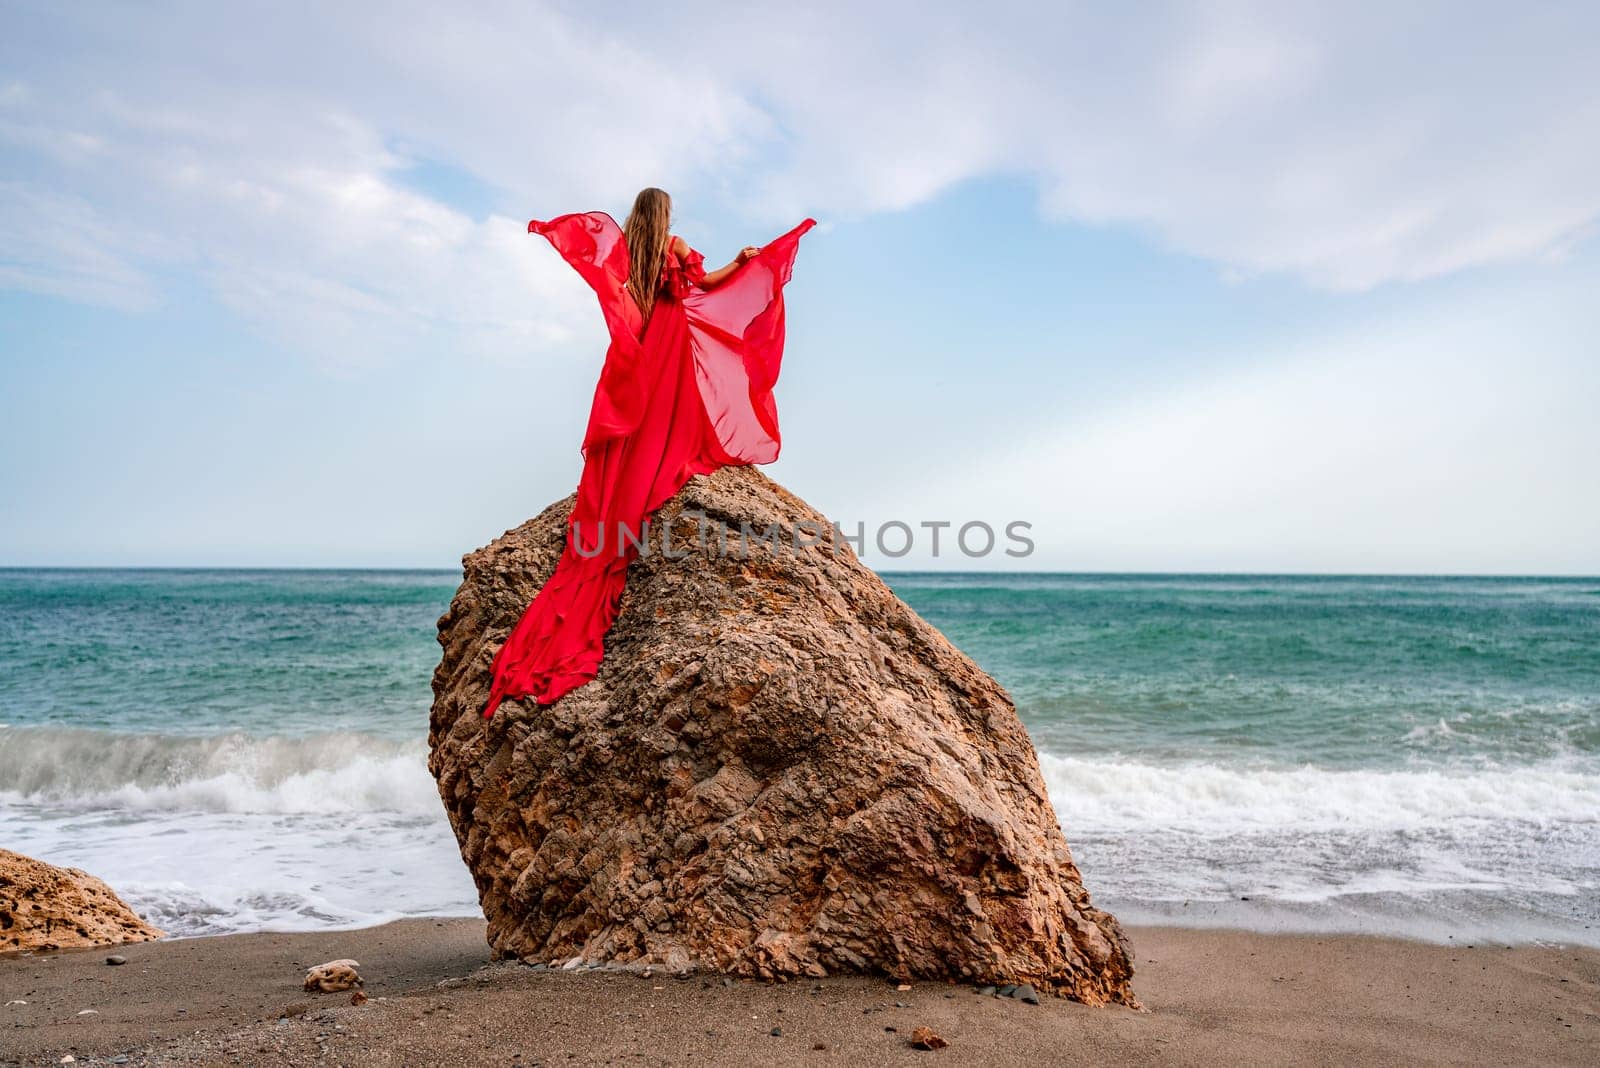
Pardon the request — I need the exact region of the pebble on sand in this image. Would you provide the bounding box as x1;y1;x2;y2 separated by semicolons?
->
303;960;363;993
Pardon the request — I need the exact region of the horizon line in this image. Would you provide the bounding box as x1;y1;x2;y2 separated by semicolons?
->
1;565;1597;581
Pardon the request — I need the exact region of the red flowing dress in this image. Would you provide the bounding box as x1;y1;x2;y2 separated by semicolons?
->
481;212;816;717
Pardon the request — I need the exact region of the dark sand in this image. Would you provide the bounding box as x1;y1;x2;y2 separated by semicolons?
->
3;919;1596;1066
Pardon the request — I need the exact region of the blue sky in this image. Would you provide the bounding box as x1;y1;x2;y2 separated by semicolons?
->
2;1;1597;571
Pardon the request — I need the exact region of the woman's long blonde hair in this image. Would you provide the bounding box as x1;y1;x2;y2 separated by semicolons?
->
623;187;671;321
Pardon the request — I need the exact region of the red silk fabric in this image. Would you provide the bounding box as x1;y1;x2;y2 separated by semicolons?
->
481;212;816;716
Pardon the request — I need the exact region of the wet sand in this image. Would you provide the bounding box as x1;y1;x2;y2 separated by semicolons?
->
2;919;1596;1066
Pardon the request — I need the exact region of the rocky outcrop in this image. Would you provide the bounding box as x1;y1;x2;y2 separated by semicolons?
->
428;467;1136;1005
1;849;164;953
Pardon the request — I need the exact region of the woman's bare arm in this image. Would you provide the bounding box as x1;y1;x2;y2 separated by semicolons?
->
697;243;761;289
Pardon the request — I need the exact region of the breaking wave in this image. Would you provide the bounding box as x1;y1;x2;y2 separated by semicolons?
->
0;726;439;816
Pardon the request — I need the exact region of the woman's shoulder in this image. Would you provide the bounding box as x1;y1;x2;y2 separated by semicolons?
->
660;235;705;295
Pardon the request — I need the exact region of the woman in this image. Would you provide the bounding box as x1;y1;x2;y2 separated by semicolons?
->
481;188;816;717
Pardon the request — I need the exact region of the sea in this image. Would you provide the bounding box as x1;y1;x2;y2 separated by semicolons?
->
2;569;1596;945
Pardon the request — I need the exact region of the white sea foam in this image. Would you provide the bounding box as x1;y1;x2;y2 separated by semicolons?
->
5;726;1596;941
5;805;484;938
1036;751;1600;832
0;726;479;935
1;727;477;936
1035;750;1600;943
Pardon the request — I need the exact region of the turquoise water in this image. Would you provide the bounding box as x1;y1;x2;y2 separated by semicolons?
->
2;569;1596;942
903;573;1600;768
0;569;449;738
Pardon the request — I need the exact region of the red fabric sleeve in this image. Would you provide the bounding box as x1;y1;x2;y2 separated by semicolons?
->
682;218;816;465
661;239;707;298
679;245;707;286
527;212;644;345
528;212;648;451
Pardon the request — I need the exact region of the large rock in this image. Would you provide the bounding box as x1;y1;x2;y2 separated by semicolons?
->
429;467;1136;1005
1;849;164;953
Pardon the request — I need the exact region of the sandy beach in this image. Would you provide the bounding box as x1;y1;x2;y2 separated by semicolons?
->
1;920;1593;1066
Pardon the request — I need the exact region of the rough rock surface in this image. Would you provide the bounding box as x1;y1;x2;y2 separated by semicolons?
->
1;848;165;953
429;467;1136;1005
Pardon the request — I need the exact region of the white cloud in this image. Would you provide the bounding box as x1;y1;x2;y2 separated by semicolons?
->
0;183;162;310
679;1;1600;290
0;62;605;366
1;1;1597;363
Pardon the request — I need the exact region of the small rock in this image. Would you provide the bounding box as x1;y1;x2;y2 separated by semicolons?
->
997;983;1017;997
350;991;369;1007
105;955;128;966
812;1043;827;1051
59;1057;75;1064
769;1026;782;1036
977;985;996;996
76;1008;98;1015
895;983;912;991
110;1057;129;1065
910;1026;948;1050
304;960;362;993
1014;983;1040;1005
895;1001;908;1008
